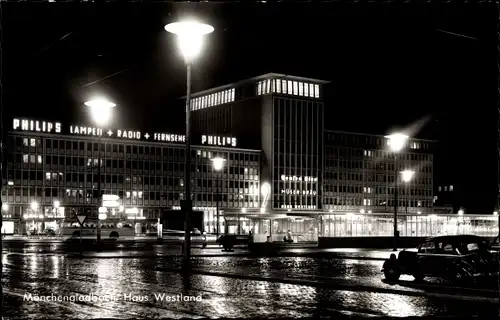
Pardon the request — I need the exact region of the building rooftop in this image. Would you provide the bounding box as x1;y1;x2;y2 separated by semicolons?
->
183;73;330;99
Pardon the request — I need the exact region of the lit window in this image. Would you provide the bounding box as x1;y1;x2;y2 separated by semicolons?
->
276;79;281;93
23;138;29;146
298;82;304;96
217;92;221;105
363;199;367;205
46;172;51;180
203;96;207;108
314;84;320;98
287;81;293;94
266;79;271;94
309;84;314;96
438;186;441;192
293;81;298;95
283;80;287;93
444;186;448;191
449;185;453;191
23;154;29;163
304;83;309;96
230;88;235;101
30;155;36;163
30;138;37;147
139;192;143;198
126;192;131;199
257;82;262;95
271;79;275;92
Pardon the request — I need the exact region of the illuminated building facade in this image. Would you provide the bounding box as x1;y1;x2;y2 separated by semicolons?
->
323;130;435;214
3;73;498;239
2;119;260;235
191;73;326;214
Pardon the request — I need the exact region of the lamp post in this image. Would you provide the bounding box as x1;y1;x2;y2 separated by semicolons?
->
165;20;214;270
211;157;225;238
85;98;116;243
401;170;415;214
386;133;409;251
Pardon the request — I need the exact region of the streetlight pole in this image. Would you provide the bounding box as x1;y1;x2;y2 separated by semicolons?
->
401;170;415;215
385;133;409;252
184;62;192;258
393;154;398;250
165;20;214;272
96;134;102;243
84;98;116;244
211;157;225;238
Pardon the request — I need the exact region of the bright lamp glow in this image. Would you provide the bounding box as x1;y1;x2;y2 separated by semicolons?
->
241;208;247;213
494;211;498;216
165;21;214;63
386;133;409;152
31;201;39;211
2;204;8;212
53;200;60;208
211;157;226;171
401;170;415;183
85;99;116;126
458;209;464;215
98;213;107;220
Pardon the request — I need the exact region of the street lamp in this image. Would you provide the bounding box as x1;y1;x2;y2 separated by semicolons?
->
165;20;214;270
401;170;415;214
211;157;225;238
386;132;409;251
85;98;116;243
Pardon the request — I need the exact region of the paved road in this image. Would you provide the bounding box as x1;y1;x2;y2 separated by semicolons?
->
2;243;500;318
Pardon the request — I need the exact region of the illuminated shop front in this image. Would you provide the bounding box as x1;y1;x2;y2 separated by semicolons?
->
320;213;499;238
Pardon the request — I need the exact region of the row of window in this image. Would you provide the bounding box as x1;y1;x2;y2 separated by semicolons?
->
323;185;432;196
323;197;432;208
326;133;431;151
438;185;454;192
257;79;320;99
325;161;432;173
324;174;432;185
325;149;432;162
190;88;235;111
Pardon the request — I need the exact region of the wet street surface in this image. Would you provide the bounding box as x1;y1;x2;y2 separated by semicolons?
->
3;242;500;319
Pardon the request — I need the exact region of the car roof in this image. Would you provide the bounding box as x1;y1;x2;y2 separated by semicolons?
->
423;235;485;243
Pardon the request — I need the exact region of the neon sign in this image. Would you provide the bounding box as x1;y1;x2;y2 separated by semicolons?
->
154;133;186;143
12;118;236;147
13;119;61;133
70;126;103;136
281;205;317;210
281;189;317;196
202;135;237;147
281;175;318;182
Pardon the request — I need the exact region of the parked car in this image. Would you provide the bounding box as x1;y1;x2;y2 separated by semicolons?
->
382;235;498;284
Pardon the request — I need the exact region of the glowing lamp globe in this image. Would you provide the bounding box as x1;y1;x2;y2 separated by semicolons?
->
385;133;409;152
401;170;415;183
165;21;214;63
85;99;116;126
211;157;226;171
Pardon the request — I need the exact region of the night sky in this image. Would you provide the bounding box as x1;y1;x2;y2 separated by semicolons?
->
2;3;498;214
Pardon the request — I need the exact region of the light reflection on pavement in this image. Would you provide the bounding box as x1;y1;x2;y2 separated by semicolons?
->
3;250;500;319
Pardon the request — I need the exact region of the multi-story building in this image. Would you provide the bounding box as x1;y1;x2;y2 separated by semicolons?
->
2;73;498;240
2;119;260;235
323;130;434;214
